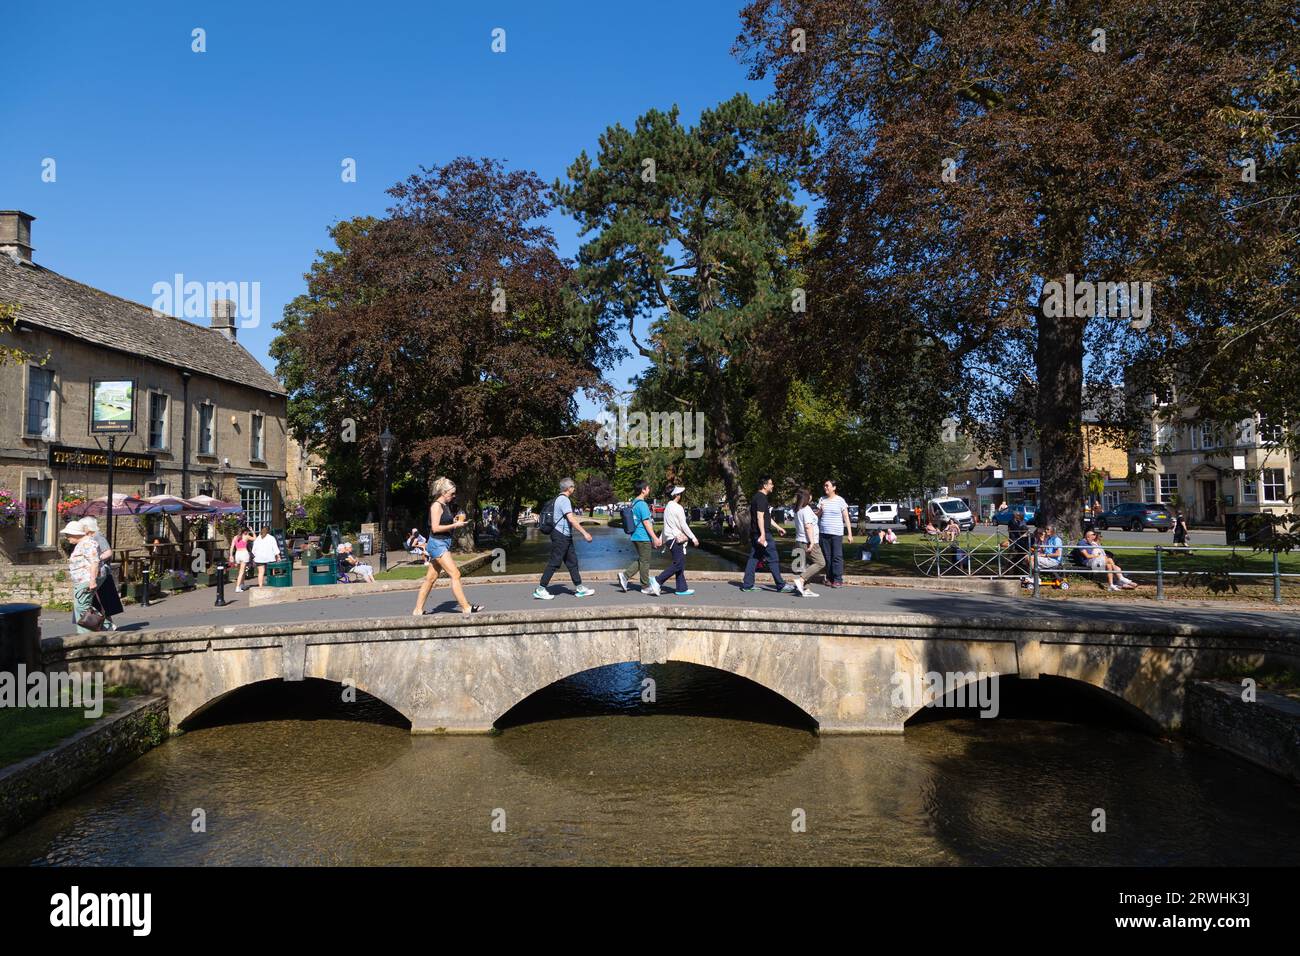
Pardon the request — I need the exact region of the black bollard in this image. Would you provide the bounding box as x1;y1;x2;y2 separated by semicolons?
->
214;559;231;607
140;568;151;608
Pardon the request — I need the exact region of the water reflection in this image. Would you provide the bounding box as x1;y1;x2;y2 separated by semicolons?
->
3;664;1299;866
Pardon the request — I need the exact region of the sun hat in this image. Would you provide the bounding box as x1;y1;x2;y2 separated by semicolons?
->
61;520;87;537
670;485;685;496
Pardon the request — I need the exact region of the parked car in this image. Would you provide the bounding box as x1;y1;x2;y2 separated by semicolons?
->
993;502;1037;526
862;502;903;525
1096;502;1174;532
927;496;975;532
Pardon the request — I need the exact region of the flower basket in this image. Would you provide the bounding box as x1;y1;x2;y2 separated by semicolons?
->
0;488;26;528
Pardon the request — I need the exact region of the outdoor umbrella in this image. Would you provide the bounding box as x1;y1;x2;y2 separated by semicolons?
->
185;494;243;514
144;494;210;514
68;493;159;517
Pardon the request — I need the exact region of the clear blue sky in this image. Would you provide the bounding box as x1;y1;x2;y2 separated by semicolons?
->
1;1;777;417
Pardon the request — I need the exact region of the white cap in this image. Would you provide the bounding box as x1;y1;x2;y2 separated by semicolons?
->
670;486;686;496
61;520;87;537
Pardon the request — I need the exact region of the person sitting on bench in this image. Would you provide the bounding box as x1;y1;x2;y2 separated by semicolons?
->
336;542;375;583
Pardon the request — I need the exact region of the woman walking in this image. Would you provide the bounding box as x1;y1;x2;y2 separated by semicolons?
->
791;489;825;597
80;517;123;629
649;485;699;596
230;526;254;592
251;526;281;588
413;477;484;616
62;520;102;633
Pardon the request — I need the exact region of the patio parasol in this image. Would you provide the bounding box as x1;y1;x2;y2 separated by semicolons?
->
144;494;211;514
185;494;243;514
67;493;160;517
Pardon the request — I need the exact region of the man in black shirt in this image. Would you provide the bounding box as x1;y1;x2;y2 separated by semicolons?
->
741;476;794;592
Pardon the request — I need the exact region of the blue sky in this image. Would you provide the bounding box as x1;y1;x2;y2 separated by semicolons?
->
1;1;778;417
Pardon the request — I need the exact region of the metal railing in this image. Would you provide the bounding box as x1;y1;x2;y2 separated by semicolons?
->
912;533;1295;605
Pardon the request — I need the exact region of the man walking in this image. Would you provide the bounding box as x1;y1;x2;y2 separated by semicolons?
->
618;480;661;594
817;479;853;588
741;476;794;592
534;477;595;599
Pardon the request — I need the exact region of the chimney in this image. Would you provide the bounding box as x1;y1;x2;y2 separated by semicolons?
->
210;298;237;343
0;211;35;263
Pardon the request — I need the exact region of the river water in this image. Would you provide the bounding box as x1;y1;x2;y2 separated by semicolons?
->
466;524;738;576
3;662;1299;866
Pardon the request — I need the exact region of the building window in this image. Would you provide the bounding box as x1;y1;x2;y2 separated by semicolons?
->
198;403;215;455
309;467;321;483
1261;468;1286;504
1155;423;1176;452
1008;450;1018;471
1199;423;1219;450
1143;479;1156;503
23;478;51;546
25;366;55;438
241;485;272;531
250;412;265;462
1257;415;1283;446
1242;477;1258;504
148;392;169;450
1022;447;1034;469
1158;473;1178;502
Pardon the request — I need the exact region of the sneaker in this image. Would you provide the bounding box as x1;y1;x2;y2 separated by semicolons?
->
648;579;662;596
740;585;758;592
802;589;820;598
675;589;695;597
617;572;629;593
793;577;806;596
235;586;245;593
1107;584;1123;591
533;587;554;600
574;585;595;598
781;583;798;593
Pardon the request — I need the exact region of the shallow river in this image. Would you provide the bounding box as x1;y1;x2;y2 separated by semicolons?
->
3;662;1298;866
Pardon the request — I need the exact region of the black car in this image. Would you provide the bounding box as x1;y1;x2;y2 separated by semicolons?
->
1096;502;1174;532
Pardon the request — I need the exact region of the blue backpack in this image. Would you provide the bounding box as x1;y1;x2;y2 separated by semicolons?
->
622;503;639;535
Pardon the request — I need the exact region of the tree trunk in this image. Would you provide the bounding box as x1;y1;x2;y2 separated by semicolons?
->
1036;289;1086;538
708;372;747;540
455;471;479;552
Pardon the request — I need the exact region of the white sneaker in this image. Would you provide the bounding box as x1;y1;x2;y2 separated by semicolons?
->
235;586;245;593
533;587;554;600
574;585;595;598
617;572;629;592
781;583;798;593
793;577;806;596
648;579;662;596
1107;584;1123;591
802;589;820;598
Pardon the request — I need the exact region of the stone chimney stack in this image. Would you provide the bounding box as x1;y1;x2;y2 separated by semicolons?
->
0;211;35;263
210;298;237;342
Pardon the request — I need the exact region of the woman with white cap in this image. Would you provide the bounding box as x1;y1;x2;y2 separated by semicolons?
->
62;520;102;633
80;516;122;629
649;485;699;596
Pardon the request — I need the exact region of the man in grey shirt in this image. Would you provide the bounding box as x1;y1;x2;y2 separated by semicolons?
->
534;477;595;599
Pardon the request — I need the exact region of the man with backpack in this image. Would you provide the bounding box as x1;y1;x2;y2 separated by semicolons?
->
534;477;595;600
618;480;662;594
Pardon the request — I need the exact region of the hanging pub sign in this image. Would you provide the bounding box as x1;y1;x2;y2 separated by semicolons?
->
90;379;136;434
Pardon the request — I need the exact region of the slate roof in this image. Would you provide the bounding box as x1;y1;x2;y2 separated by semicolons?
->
0;254;285;395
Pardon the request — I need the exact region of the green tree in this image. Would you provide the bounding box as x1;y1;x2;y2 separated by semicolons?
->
555;94;813;538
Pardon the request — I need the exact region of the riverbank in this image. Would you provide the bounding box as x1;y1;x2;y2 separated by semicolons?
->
0;693;168;840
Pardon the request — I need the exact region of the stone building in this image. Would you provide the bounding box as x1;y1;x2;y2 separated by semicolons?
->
286;435;323;503
0;210;288;567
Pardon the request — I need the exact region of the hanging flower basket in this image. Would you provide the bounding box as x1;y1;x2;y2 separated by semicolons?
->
0;488;26;528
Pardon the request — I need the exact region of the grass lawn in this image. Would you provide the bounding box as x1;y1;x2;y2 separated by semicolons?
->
0;685;141;770
692;523;1300;600
374;552;489;581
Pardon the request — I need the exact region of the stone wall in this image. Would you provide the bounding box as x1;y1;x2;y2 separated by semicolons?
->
1184;680;1300;783
0;564;70;605
0;695;168;840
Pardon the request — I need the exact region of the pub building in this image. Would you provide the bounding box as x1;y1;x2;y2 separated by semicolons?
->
0;209;288;567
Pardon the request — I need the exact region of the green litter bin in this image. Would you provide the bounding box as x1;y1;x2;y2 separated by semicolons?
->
308;555;338;586
265;559;294;588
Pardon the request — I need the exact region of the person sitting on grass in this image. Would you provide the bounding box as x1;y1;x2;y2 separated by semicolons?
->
1077;529;1137;590
942;517;961;541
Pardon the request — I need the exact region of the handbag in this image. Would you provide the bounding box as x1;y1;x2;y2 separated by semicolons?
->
77;606;105;631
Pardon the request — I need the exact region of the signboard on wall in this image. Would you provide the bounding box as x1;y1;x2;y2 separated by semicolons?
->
90;379;136;434
49;444;155;473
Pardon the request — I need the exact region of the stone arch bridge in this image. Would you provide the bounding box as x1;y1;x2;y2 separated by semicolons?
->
40;606;1300;734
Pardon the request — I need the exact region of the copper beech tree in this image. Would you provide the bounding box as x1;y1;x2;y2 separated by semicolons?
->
271;158;617;547
739;0;1298;534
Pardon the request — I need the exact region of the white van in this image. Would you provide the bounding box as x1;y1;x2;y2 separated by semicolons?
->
927;497;974;532
862;502;902;525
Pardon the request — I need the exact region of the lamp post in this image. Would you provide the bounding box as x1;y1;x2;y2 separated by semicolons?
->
378;428;395;573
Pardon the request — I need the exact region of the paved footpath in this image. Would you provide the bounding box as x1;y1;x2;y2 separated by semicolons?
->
41;574;1297;639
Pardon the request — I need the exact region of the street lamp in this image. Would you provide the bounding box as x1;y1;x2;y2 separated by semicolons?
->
378;428;395;573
